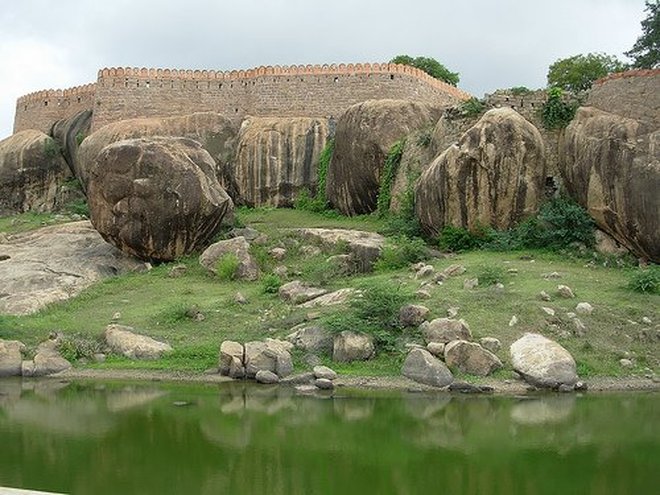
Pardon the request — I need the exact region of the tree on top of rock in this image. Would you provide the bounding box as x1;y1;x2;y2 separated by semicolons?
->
546;52;627;92
390;55;460;86
625;0;659;69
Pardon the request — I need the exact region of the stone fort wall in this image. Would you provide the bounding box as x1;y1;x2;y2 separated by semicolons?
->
14;63;472;134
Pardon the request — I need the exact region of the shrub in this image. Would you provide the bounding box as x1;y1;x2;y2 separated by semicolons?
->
158;303;203;326
375;236;428;271
541;87;577;129
75;131;86;146
294;138;334;212
377;139;406;216
43;138;61;159
390;55;460;86
416;129;432;148
58;335;103;362
438;225;491;252
535;196;595;249
66;199;90;217
628;266;660;294
215;253;240;281
261;273;282;294
476;264;506;286
509;86;532;95
379;171;422;240
459;97;485;117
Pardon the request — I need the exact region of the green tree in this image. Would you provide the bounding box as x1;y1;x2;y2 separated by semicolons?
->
390;55;460;86
626;0;659;69
547;52;627;92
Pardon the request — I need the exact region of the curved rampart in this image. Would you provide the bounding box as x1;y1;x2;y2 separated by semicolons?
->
14;63;472;133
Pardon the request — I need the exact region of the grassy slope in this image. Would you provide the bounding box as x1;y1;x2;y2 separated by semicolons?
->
0;208;657;378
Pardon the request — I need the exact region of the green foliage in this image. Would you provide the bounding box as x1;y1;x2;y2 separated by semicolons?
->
541;87;577;129
459;97;485;117
532;196;596;249
438;225;491;252
375;235;429;271
43;138;61;158
58;335;103;362
294;138;334;213
377;139;406;216
416;129;432;148
214;253;240;281
261;273;282;294
628;266;660;294
75;131;86;146
509;86;532;95
323;281;412;352
390;55;460;86
547;52;627;92
476;264;506;286
66;198;90;217
156;302;203;326
625;1;659;69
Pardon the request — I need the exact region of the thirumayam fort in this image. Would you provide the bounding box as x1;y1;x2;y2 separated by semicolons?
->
13;63;472;135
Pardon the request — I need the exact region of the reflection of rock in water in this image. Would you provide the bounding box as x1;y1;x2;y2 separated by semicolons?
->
105;388;167;412
510;395;576;425
217;383;296;416
403;395;452;420
199;416;252;450
0;378;22;407
333;397;376;421
28;379;71;399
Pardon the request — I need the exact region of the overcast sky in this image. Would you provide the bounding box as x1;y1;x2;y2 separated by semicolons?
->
0;0;647;139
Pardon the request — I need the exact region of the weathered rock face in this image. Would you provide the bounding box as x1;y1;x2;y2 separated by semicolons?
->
0;221;146;316
415;108;546;237
219;341;245;378
444;340;502;376
402;348;454;388
199;236;259;281
87;137;233;261
286;326;333;354
332;331;375;363
234;117;329;207
0;339;26;377
0;130;71;214
561;106;659;261
326;99;442;215
78;112;237;193
52;109;92;180
421;318;472;344
104;324;173;360
244;340;293;378
510;333;578;388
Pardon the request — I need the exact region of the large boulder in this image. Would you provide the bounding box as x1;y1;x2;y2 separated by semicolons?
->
87;137;233;261
219;341;245;378
510;333;578;388
0;221;146;316
244;340;293;378
234;117;329;207
199;236;259;281
326;99;442;215
104;324;173;360
286;325;333;354
78;112;237;193
421;318;472;344
402;348;454;388
21;339;71;377
332;331;375;363
278;280;328;305
561;106;659;262
415;108;546;237
0;130;71;214
0;339;26;377
52;109;93;181
444;340;502;376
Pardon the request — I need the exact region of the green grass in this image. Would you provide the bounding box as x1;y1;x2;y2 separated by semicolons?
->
1;208;658;380
0;211;71;235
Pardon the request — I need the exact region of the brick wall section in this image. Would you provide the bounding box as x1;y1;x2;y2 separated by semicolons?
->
14;84;96;134
588;69;660;126
13;63;472;134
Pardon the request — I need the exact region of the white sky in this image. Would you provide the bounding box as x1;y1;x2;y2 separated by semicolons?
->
0;0;647;139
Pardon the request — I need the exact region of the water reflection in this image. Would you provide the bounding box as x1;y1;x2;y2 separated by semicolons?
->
0;380;658;495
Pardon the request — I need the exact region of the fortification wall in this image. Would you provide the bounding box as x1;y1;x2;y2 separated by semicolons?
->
14;84;96;134
91;63;471;131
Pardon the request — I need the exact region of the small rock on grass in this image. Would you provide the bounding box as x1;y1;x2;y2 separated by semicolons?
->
557;285;575;298
576;302;593;315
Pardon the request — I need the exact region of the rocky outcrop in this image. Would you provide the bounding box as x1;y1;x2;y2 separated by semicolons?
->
399;304;430;327
0;221;146;315
326;99;442;215
292;228;385;271
332;331;375;363
510;333;578;389
104;324;173;359
244;339;293;378
286;326;333;354
87;137;233;261
21;339;71;377
402;348;454;388
199;236;259;281
0;339;25;377
0;130;71;214
444;340;502;376
421;318;472;344
561;106;659;262
278;280;328;304
415;108;546;237
234;117;329;207
219;341;245;378
52;109;92;180
78;112;237;192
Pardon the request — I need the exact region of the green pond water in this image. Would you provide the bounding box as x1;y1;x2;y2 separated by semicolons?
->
0;379;658;495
